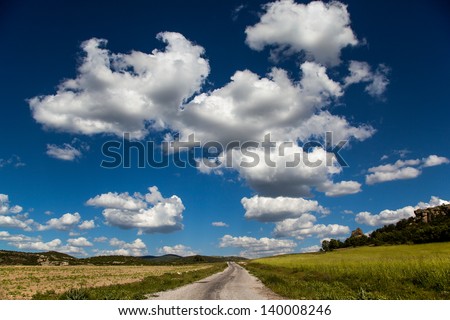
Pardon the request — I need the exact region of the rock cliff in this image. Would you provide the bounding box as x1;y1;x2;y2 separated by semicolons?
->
414;204;450;223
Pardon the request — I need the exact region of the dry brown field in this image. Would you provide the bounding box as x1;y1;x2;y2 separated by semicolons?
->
0;264;210;299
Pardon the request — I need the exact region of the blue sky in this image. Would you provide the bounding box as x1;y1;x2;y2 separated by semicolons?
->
1;0;449;258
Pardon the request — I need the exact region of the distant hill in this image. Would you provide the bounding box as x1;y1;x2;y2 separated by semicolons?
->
81;255;152;266
0;250;245;266
140;254;245;265
322;204;450;251
0;250;79;266
140;254;182;263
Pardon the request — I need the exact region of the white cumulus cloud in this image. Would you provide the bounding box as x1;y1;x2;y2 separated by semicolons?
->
273;214;350;240
245;0;358;66
219;234;296;258
29;32;209;139
93;236;108;243
67;237;93;247
95;238;147;256
8;238;87;255
9;205;23;214
0;194;25;215
46;143;82;161
423;155;450;167
87;186;184;234
344;61;389;98
0;194;11;214
158;244;197;257
37;212;81;231
0;231;40;243
28;15;387;200
366;155;449;185
355;196;449;226
212;221;229;227
179;63;347;147
317;180;362;197
0;230;88;255
0;216;34;231
87;192;147;210
220;145;362;197
0;195;34;231
12;238;63;251
78;220;96;230
242;195;328;222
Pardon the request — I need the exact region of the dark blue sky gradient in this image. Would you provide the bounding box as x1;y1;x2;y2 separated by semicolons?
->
0;0;449;255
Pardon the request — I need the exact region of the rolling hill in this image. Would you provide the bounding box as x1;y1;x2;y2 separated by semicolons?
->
0;250;245;266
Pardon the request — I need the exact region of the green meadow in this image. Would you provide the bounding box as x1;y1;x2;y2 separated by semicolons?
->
245;243;450;299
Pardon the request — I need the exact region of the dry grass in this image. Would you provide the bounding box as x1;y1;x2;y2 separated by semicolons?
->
0;264;210;299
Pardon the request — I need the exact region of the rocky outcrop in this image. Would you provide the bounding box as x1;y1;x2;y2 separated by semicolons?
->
414;204;450;223
350;228;365;238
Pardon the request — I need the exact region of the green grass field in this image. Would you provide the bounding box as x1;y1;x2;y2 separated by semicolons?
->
245;243;450;299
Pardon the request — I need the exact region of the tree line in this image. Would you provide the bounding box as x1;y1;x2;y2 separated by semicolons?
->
322;208;450;252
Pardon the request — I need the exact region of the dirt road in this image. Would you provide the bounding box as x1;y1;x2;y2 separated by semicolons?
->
148;262;282;300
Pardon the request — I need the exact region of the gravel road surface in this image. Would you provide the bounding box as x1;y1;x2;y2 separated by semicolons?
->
148;262;282;300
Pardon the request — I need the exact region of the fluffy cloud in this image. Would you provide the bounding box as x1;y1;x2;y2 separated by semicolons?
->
87;186;184;234
0;231;89;255
46;144;81;161
32;212;94;232
78;220;96;230
242;195;328;222
0;231;37;242
6;237;87;255
29;35;373;148
179;62;375;146
212;221;229;227
67;237;93;247
366;155;449;185
317;180;362;197
423;155;450;167
158;244;197;257
46;139;89;161
219;234;296;258
344;61;389;98
0;195;33;230
222;145;362;197
245;0;358;66
12;238;63;251
28;14;384;199
273;214;350;240
9;205;23;214
180;63;346;146
37;212;81;231
29;32;209;139
0;194;24;215
292;111;375;143
365;66;390;97
96;238;147;256
0;194;10;214
93;236;108;243
189;64;369;197
87;192;147;210
355;196;449;226
0;216;33;231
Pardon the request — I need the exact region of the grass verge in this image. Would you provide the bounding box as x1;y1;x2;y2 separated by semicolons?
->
245;243;450;299
33;263;226;300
